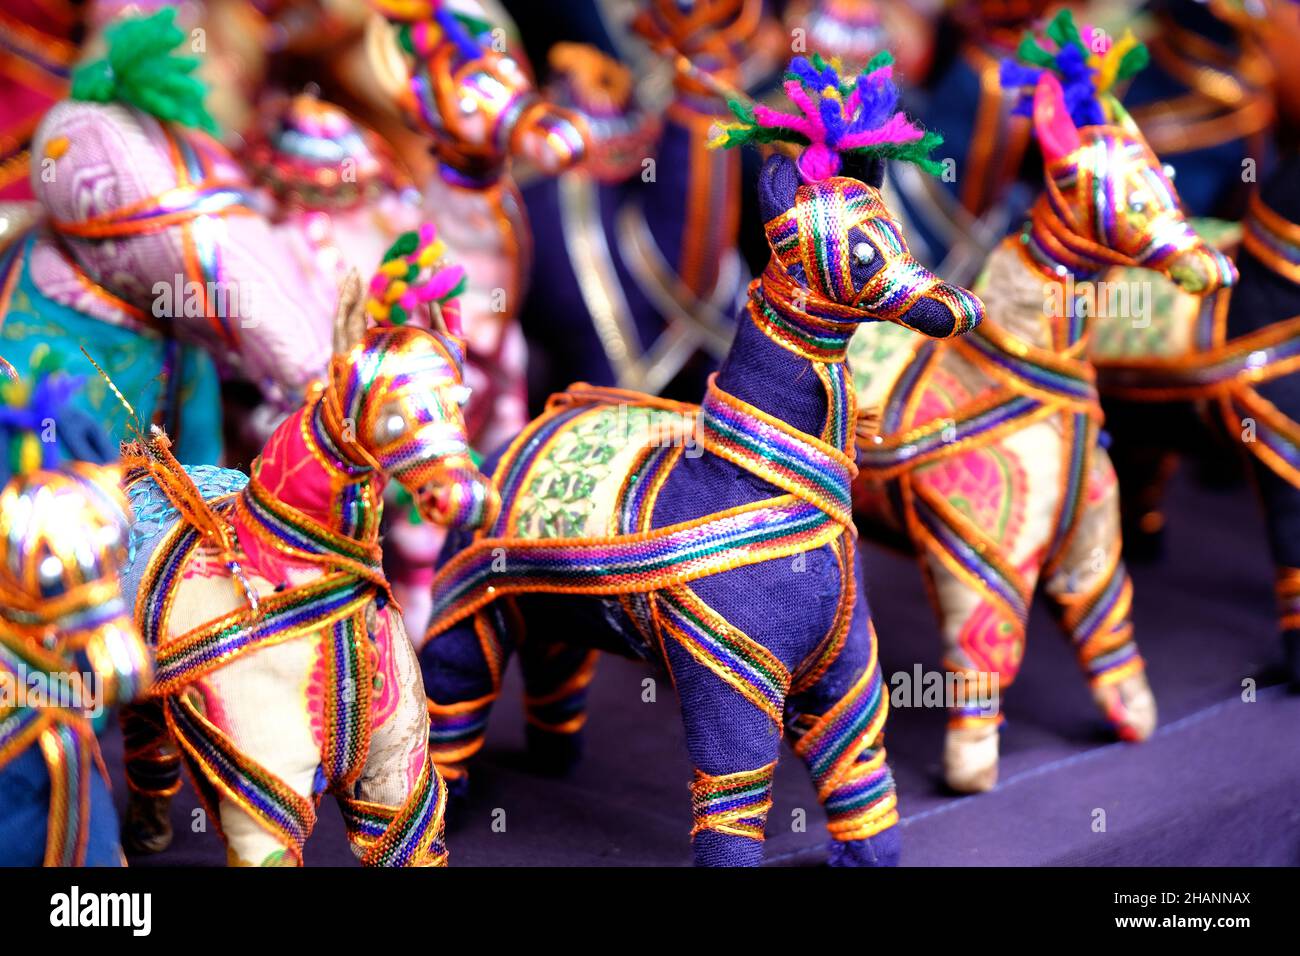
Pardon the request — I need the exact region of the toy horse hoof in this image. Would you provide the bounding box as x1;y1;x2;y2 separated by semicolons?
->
1093;672;1157;742
121;794;174;855
828;828;901;867
524;725;585;776
943;723;1000;794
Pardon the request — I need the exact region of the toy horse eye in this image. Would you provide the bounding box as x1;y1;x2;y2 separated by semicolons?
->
379;413;408;442
38;555;63;589
1128;196;1147;214
852;242;875;266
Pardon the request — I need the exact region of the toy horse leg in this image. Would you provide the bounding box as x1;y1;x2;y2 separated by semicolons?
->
1041;446;1156;741
338;611;450;866
661;633;785;867
785;553;900;867
915;524;1033;793
419;610;517;797
518;639;598;775
119;700;182;854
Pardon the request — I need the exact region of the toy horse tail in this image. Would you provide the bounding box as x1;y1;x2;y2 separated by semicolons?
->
121;434;259;611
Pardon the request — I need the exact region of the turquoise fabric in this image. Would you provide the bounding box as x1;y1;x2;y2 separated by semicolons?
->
0;235;223;465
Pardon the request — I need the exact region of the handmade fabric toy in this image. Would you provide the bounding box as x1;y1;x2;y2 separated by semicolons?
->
420;55;984;866
519;5;755;401
117;264;495;866
0;10;332;465
849;14;1236;793
0;367;152;866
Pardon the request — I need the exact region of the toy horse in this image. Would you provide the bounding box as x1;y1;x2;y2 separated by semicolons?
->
0;10;331;465
419;56;984;866
520;0;768;400
0;369;152;865
117;260;498;865
849;17;1236;793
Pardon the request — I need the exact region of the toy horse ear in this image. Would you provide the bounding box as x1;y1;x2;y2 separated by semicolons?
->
427;301;451;338
758;153;801;224
1101;92;1143;139
333;270;368;355
364;13;411;102
1032;72;1082;164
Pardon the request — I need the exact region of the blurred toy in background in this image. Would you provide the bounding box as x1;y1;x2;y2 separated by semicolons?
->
899;0;1053;280
519;0;773;402
1226;156;1300;686
782;0;936;100
366;0;587;453
0;0;82;201
1096;153;1300;687
849;12;1235;793
420;55;983;866
1121;0;1274;222
117;266;495;865
0;365;152;866
86;0;274;138
359;0;586;631
0;10;331;466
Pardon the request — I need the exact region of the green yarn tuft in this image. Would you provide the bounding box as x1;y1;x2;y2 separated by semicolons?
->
70;9;217;134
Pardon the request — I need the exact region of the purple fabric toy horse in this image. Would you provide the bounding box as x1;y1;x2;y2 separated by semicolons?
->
418;55;985;866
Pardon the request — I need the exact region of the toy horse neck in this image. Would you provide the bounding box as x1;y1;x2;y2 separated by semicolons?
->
638;90;742;300
1019;190;1110;286
232;393;387;584
425;167;528;324
711;278;853;451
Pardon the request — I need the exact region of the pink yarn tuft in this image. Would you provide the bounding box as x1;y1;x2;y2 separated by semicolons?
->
798;143;841;182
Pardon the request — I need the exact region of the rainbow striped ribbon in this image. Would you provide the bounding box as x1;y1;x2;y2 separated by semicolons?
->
698;375;856;526
657;587;792;728
151;573;374;695
789;653;897;841
689;762;776;840
166;691;317;862
1099;316;1300;400
340;756;449;866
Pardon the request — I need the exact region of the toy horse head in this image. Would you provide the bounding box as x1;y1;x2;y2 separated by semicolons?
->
1002;10;1237;295
718;53;985;339
367;0;587;179
0;372;148;708
31;10;331;399
323;270;499;531
1028;74;1237;295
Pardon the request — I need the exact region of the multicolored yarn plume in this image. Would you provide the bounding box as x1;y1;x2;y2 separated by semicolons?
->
69;8;218;134
367;226;468;334
999;9;1148;128
709;52;944;181
0;349;81;478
